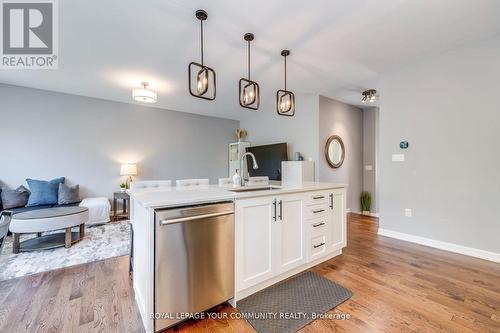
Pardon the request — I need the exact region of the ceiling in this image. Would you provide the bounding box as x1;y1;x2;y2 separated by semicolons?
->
1;0;499;120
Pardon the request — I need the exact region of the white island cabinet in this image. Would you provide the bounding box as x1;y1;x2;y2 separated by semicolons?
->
128;182;347;333
235;192;306;292
234;187;346;300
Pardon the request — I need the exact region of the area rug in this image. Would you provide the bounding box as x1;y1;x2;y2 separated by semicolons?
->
0;220;130;281
237;271;352;333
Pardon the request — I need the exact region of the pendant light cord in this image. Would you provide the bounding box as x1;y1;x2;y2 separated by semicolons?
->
284;55;287;91
200;20;204;65
248;40;251;80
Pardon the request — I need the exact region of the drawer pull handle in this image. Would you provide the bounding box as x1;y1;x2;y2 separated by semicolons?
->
313;196;325;199
313;242;325;249
313;222;325;228
313;209;325;214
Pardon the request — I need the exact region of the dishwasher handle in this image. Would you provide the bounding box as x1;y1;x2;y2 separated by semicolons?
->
160;210;234;225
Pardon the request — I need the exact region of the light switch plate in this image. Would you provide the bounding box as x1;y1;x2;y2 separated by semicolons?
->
392;154;405;162
405;208;412;217
365;165;373;171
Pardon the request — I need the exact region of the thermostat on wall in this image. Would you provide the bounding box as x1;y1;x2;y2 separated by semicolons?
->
400;141;409;149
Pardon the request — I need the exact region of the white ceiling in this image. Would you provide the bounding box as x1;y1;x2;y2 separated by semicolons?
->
1;0;499;120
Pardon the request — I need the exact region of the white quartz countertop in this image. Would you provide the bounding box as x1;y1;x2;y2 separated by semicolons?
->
128;182;347;209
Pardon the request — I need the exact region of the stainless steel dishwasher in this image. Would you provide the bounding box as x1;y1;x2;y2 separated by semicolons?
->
154;202;234;332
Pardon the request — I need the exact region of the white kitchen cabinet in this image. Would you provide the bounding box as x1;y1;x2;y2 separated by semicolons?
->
327;189;347;252
235;193;305;291
235;187;346;298
275;193;306;274
235;196;275;291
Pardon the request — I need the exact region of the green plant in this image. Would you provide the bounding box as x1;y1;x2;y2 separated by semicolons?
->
360;191;372;212
120;183;127;189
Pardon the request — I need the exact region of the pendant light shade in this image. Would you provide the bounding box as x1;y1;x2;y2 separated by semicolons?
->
276;50;295;116
239;33;260;110
132;82;157;103
188;9;216;100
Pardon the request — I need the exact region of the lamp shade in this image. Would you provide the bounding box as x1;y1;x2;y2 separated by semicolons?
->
120;163;137;176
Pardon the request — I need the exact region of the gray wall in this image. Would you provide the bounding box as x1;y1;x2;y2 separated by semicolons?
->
0;84;238;199
240;93;320;178
363;107;379;213
379;38;500;253
318;96;363;212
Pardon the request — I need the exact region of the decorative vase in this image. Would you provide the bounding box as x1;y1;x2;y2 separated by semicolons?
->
120;188;126;193
362;211;370;216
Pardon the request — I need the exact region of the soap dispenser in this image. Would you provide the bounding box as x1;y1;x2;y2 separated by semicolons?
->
232;169;241;187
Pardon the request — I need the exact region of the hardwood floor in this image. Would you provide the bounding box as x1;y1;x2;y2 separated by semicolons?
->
1;213;499;332
0;255;144;333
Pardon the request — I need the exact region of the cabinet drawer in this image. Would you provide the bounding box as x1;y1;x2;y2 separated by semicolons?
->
308;217;328;232
309;234;327;259
304;204;328;219
305;192;329;206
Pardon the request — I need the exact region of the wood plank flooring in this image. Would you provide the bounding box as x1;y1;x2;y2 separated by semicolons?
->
1;213;499;332
0;255;144;333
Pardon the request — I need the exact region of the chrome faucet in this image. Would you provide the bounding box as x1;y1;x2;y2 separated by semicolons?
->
240;152;259;186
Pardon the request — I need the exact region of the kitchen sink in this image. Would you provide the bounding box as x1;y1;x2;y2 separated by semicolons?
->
228;186;280;192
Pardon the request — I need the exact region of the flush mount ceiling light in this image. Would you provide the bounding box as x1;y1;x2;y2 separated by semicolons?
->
188;9;216;101
276;50;295;117
362;89;377;103
132;82;157;103
239;33;260;110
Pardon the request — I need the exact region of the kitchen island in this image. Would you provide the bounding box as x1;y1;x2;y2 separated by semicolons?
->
129;182;347;332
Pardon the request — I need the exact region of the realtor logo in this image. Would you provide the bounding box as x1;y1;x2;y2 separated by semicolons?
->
1;0;58;69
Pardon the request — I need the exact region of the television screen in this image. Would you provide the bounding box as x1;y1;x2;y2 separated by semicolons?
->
246;143;288;181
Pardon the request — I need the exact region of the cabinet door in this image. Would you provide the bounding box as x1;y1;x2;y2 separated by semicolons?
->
275;193;306;274
328;189;347;252
235;196;276;291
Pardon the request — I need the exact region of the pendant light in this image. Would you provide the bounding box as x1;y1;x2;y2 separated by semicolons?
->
132;82;157;103
239;33;260;110
188;9;216;100
361;89;377;103
276;50;295;116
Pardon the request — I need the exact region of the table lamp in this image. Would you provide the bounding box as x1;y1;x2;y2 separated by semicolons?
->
120;163;137;188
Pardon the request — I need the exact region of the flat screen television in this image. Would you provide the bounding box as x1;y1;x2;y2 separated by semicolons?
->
246;143;288;181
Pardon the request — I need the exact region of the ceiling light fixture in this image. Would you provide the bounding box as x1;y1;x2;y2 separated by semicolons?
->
132;82;157;103
276;50;295;117
361;89;377;103
188;9;216;100
239;33;259;110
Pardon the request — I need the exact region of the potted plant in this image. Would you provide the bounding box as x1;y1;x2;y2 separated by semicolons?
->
120;183;127;192
360;191;371;216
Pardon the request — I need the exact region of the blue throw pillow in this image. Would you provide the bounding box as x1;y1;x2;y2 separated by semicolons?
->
26;177;65;207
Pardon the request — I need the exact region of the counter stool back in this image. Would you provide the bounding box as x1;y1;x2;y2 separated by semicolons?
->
129;180;172;191
176;179;209;188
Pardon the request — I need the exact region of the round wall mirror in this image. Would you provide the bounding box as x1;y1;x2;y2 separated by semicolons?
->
325;135;345;168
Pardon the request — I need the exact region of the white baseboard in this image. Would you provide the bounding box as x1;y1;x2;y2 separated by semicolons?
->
378;228;500;263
